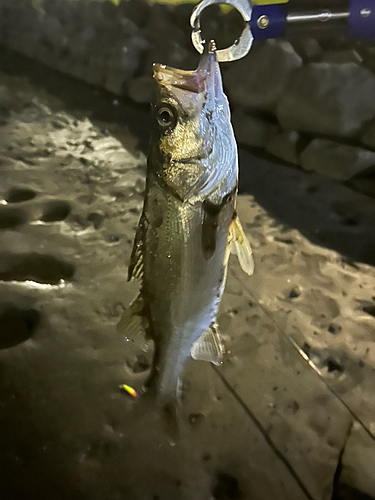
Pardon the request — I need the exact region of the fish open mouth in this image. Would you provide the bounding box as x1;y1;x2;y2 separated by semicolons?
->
153;46;219;94
153;64;205;94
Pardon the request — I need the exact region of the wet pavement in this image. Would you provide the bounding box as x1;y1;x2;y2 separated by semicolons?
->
0;47;374;500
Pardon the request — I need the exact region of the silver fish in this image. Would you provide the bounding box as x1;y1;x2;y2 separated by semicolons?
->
118;43;254;407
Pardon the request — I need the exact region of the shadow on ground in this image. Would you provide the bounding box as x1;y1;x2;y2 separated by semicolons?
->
238;150;375;267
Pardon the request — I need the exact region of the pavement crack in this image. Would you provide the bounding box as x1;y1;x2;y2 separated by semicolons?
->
212;365;316;500
331;421;353;500
231;269;375;442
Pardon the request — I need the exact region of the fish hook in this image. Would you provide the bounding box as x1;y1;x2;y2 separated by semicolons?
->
190;0;253;62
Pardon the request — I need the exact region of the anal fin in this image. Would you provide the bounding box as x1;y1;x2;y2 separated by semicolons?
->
191;323;225;366
229;216;254;276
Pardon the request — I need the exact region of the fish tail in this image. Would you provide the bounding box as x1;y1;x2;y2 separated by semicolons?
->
119;318;182;439
143;372;181;442
156;360;183;405
157;399;179;442
158;379;182;441
145;340;183;403
150;348;182;441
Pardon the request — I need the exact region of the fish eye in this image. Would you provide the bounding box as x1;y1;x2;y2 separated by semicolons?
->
156;106;175;128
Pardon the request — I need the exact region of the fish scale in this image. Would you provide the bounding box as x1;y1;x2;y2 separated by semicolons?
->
118;44;254;409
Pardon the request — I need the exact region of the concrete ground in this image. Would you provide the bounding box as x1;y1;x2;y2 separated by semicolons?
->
0;47;374;500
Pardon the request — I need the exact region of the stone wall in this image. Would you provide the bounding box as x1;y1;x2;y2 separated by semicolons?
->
1;0;375;195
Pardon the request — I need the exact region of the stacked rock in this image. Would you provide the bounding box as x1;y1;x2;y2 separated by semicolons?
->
1;0;375;193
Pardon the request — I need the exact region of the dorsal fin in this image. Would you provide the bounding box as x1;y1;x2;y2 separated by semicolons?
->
128;243;144;281
128;216;146;281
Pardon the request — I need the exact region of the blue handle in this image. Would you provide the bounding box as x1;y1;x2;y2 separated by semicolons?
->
251;1;375;41
251;5;287;40
348;0;375;39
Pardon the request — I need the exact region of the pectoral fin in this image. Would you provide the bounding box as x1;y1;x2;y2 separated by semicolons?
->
117;295;149;341
229;216;254;276
191;323;225;366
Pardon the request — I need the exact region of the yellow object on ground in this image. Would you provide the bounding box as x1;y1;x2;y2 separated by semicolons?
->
119;384;138;398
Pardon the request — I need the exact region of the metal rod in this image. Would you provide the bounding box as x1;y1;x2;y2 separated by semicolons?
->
286;10;350;24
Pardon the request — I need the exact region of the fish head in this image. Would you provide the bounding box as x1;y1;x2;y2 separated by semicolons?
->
150;45;237;201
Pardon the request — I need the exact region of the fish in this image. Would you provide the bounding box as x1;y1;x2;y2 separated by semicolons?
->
117;41;254;410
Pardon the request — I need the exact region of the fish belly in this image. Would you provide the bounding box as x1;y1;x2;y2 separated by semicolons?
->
142;180;234;400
